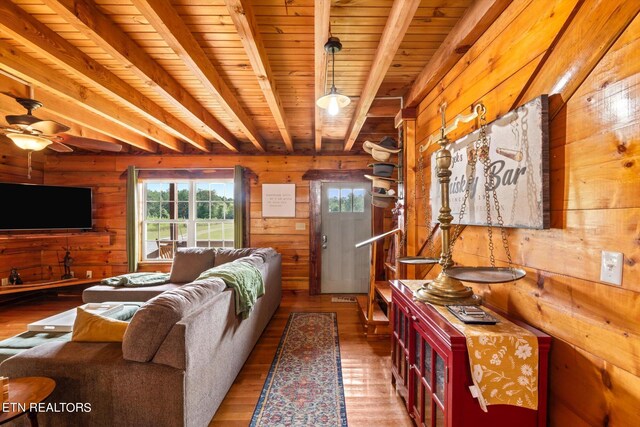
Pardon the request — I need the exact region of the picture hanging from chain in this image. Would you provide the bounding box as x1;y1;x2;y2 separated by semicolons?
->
429;95;550;229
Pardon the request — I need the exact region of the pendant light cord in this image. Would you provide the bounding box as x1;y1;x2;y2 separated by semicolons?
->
331;48;336;91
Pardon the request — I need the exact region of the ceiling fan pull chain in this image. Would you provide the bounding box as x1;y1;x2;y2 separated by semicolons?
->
27;150;32;180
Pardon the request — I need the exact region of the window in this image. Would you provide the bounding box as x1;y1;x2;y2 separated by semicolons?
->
141;180;234;260
328;187;365;213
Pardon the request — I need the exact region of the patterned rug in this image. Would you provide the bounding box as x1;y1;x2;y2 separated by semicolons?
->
250;312;348;426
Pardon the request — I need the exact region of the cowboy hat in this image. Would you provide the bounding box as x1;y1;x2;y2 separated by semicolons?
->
367;162;397;178
363;136;401;162
365;174;397;191
370;191;397;208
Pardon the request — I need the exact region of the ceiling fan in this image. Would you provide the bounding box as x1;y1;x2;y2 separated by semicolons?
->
0;95;122;178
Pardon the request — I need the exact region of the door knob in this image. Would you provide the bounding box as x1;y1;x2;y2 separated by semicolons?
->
322;235;328;243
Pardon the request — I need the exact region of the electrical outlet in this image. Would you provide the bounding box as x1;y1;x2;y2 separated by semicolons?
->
1;278;7;286
600;251;623;286
86;270;93;279
295;222;306;231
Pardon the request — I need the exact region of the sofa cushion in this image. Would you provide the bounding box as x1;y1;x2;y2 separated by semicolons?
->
122;278;226;362
169;247;216;283
83;283;182;303
72;307;129;342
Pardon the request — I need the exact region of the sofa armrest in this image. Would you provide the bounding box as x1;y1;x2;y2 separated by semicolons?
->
0;341;185;427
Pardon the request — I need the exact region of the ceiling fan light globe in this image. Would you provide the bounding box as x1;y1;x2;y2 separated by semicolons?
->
6;133;52;151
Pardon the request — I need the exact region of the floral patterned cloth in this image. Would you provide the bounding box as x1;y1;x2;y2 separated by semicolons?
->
432;305;539;412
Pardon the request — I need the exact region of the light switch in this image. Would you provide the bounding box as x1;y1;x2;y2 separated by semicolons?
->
295;222;306;231
600;251;623;286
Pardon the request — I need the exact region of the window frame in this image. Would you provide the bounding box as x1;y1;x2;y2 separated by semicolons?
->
140;178;235;261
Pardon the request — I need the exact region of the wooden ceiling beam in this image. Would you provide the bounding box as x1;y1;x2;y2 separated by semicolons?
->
132;0;267;152
314;0;331;152
343;0;422;152
367;98;402;118
224;0;293;152
42;0;239;153
0;71;148;153
0;38;165;153
0;90;120;148
403;0;513;109
32;92;152;153
0;1;196;153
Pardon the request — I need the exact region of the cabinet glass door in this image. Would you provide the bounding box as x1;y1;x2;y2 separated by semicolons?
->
435;353;445;404
422;340;433;426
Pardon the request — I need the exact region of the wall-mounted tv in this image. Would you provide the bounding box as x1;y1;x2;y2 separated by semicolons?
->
0;183;93;230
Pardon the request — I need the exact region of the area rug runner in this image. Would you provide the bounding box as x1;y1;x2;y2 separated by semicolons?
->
250;312;347;426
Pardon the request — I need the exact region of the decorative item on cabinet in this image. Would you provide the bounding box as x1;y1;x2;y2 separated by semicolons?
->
413;101;534;306
390;280;550;427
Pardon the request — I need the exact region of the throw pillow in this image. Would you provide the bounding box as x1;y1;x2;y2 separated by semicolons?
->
169;247;216;283
71;307;129;342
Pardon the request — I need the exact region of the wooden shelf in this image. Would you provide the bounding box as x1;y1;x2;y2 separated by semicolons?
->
384;262;397;273
0;231;113;241
374;281;392;306
0;278;98;296
356;295;388;324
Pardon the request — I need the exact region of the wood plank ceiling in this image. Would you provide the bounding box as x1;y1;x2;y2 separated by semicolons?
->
0;0;474;155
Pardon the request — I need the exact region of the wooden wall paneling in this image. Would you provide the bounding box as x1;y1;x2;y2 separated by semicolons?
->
410;1;640;424
416;0;580;143
549;340;640;426
39;154;369;291
515;0;640;117
404;0;513;108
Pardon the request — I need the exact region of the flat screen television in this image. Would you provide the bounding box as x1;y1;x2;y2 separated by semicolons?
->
0;183;93;230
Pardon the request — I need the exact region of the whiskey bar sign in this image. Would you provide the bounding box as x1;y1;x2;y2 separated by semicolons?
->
430;95;550;229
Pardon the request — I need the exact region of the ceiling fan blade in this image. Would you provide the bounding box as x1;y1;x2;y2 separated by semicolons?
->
30;120;70;135
48;141;74;153
58;134;123;152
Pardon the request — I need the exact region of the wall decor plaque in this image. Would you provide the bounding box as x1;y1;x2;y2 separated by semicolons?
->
262;183;296;217
430;95;550;229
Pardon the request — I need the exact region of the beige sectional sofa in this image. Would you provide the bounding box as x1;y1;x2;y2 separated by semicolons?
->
0;247;282;427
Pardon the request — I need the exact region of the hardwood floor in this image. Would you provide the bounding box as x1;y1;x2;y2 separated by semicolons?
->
0;291;413;427
0;292;83;340
211;291;413;426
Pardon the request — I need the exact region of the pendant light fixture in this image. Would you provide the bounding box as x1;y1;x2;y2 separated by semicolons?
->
316;36;350;116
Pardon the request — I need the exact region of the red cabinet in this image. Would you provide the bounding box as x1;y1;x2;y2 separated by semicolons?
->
390;280;551;427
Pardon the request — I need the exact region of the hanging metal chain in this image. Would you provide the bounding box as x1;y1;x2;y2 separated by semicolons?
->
475;109;515;271
417;152;435;257
446;138;477;265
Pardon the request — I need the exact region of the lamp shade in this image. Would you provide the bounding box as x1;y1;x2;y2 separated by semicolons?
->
6;133;52;151
316;89;351;116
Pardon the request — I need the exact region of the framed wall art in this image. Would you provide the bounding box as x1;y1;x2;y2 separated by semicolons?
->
262;183;296;218
430;95;550;229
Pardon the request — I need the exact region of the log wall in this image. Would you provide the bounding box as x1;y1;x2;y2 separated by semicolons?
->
14;154;368;291
409;0;640;425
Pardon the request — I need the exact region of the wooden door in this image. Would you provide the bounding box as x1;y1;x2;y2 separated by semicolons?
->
320;182;371;293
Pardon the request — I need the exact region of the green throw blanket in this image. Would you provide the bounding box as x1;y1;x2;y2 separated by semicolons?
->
101;272;170;287
196;262;264;319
